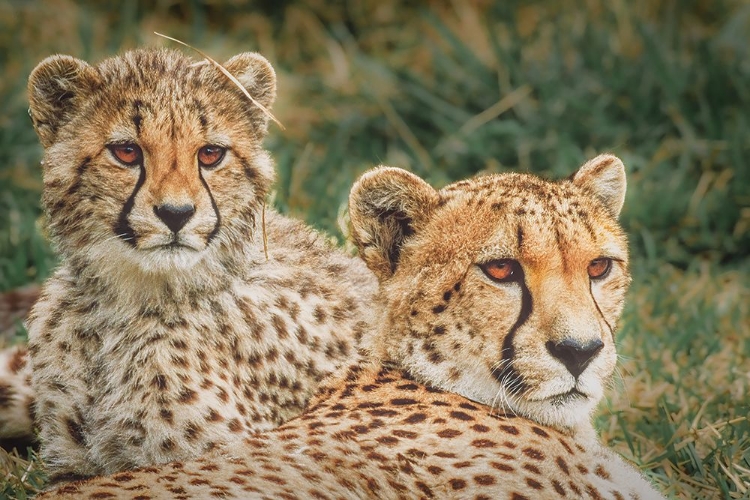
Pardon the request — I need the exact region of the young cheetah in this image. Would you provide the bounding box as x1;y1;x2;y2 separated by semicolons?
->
21;48;377;481
39;156;665;499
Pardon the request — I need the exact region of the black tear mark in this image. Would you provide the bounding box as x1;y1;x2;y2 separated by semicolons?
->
493;269;532;393
589;281;615;341
199;170;220;244
114;165;146;246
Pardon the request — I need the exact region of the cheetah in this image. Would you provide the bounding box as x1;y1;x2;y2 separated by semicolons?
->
21;48;377;481
39;156;664;499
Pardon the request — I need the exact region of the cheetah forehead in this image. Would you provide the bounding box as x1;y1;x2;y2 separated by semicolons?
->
431;172;627;260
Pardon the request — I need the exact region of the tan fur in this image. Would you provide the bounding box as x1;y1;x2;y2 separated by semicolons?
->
0;345;34;439
38;159;663;499
0;286;41;441
24;48;377;481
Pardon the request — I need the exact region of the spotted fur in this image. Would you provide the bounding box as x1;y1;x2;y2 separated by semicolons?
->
38;159;664;499
24;48;377;481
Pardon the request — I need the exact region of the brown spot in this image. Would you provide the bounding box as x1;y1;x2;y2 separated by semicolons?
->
558;437;574;455
427;465;443;475
160;409;173;424
112;472;135;482
557;456;570;475
474;475;495;485
526;477;543;489
523;448;545;460
437;429;462;438
523;464;541;474
178;388;197;404
390;398;418;406
313;306;326;323
471;438;496;448
472;424;490;433
89;493;117;499
432;304;446;314
500;424;519;435
449;478;466;490
453;461;472;468
9;349;26;373
586;484;604;500
152;374;167;390
511;494;530;500
392;429;418;439
595;464;611;479
569;481;582;495
161;438;175;451
376;436;399;446
449;411;473;421
66;418;85;446
403;412;427;424
577;464;589;474
206;409;224;422
491;461;514;472
531;426;550;438
228;418;242;432
552;480;566;495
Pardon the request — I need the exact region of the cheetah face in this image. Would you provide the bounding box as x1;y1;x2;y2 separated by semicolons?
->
28;49;277;273
350;155;630;431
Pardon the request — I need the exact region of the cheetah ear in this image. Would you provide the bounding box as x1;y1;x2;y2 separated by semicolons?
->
28;55;100;148
571;154;627;217
222;52;277;132
349;166;439;280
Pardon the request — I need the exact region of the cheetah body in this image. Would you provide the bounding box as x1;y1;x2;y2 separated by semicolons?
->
24;48;376;480
40;158;663;499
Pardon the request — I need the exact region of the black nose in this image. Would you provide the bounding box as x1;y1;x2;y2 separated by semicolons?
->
153;204;195;233
546;338;604;378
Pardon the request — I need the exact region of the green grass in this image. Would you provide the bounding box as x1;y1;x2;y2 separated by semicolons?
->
1;0;748;498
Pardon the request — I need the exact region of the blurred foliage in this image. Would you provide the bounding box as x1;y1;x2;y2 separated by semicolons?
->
0;0;748;498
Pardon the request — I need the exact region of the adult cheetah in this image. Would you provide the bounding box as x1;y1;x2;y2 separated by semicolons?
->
18;48;377;481
39;156;665;499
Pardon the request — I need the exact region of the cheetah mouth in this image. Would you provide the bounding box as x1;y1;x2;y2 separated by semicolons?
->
547;389;588;406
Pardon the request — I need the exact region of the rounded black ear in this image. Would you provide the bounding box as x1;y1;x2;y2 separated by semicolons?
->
222;52;277;133
349;166;439;280
571;154;627;217
28;55;100;147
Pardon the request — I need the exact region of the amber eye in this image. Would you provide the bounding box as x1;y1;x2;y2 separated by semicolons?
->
588;258;612;279
108;143;143;166
198;145;226;169
479;259;521;283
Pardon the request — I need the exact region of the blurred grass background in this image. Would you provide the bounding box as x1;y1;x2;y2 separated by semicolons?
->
0;0;748;498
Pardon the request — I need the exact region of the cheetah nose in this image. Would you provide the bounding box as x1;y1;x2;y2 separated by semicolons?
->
153;203;195;233
545;338;604;378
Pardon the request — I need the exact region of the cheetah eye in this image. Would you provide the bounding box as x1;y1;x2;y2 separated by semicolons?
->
108;143;143;167
479;259;521;283
587;258;612;280
198;145;226;169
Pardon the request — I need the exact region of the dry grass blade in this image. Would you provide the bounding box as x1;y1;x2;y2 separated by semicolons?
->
153;32;285;130
261;201;269;261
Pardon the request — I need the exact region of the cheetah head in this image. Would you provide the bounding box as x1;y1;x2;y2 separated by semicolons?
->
28;48;276;273
349;156;630;431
